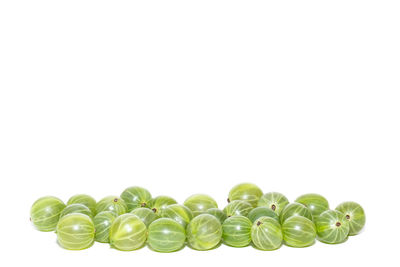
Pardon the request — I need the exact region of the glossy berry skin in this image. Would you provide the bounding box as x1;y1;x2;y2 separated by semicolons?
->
93;211;117;243
314;210;349;244
147;218;186;252
67;194;97;215
257;192;289;215
120;186;152;211
184;194;218;217
335;201;366;236
206;208;227;224
56;213;95;250
251;216;283;250
60;203;93;219
222;215;252;247
131;207;159;227
228;183;263;207
96;196;127;215
186;214;222;250
280;202;313;223
109;214;147;251
161;204;193;228
223;200;253;217
30;196;66;232
149;196;177;215
295;193;329;217
247;206;280;223
282;215;316;247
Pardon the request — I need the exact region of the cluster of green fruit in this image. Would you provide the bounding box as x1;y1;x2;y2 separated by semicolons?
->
30;183;365;252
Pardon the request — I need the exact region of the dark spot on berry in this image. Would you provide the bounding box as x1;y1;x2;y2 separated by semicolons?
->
113;198;118;202
227;198;230;203
152;208;157;213
346;214;350;220
257;221;262;226
30;217;32;221
271;204;276;211
335;222;341;227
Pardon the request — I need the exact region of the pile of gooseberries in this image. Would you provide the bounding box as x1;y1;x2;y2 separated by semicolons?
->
30;183;366;252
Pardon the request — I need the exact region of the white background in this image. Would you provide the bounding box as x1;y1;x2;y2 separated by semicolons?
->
0;1;399;266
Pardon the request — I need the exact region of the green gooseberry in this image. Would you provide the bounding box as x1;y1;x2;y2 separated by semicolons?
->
251;216;283;250
147;218;186;252
222;215;252;247
161;204;193;228
186;214;222;250
109;214;147;251
184;194;218;217
314;210;349;244
228;183;263;207
93;211;117;243
60;203;93;219
149;196;177;215
205;208;227;224
131;207;159;227
257;192;289;215
120;186;152;211
223;200;253;217
282;215;316;247
335;201;366;235
30;196;66;232
56;213;95;250
67;194;97;215
295;193;330;217
96;196;127;215
280;202;313;223
247;206;279;223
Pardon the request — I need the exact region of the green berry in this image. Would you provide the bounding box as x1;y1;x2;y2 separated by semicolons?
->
222;215;252;247
148;218;186;252
335;201;365;236
30;196;66;232
228;183;263;207
251;216;283;250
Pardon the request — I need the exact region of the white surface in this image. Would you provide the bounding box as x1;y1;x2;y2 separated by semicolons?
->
0;1;399;266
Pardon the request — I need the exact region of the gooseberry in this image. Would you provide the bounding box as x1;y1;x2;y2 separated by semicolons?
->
161;204;193;228
295;193;329;217
30;196;66;232
130;207;159;227
257;192;289;215
314;210;349;244
282;215;316;247
251;216;283;250
184;194;218;217
205;208;227;224
147;218;186;252
223;200;253;217
56;213;95;250
67;194;97;215
149;196;177;215
93;211;117;243
247;206;279;223
280;202;313;223
228;183;263;207
109;214;147;251
96;196;127;215
335;201;365;236
60;203;93;219
222;215;252;247
120;186;152;211
186;214;222;250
